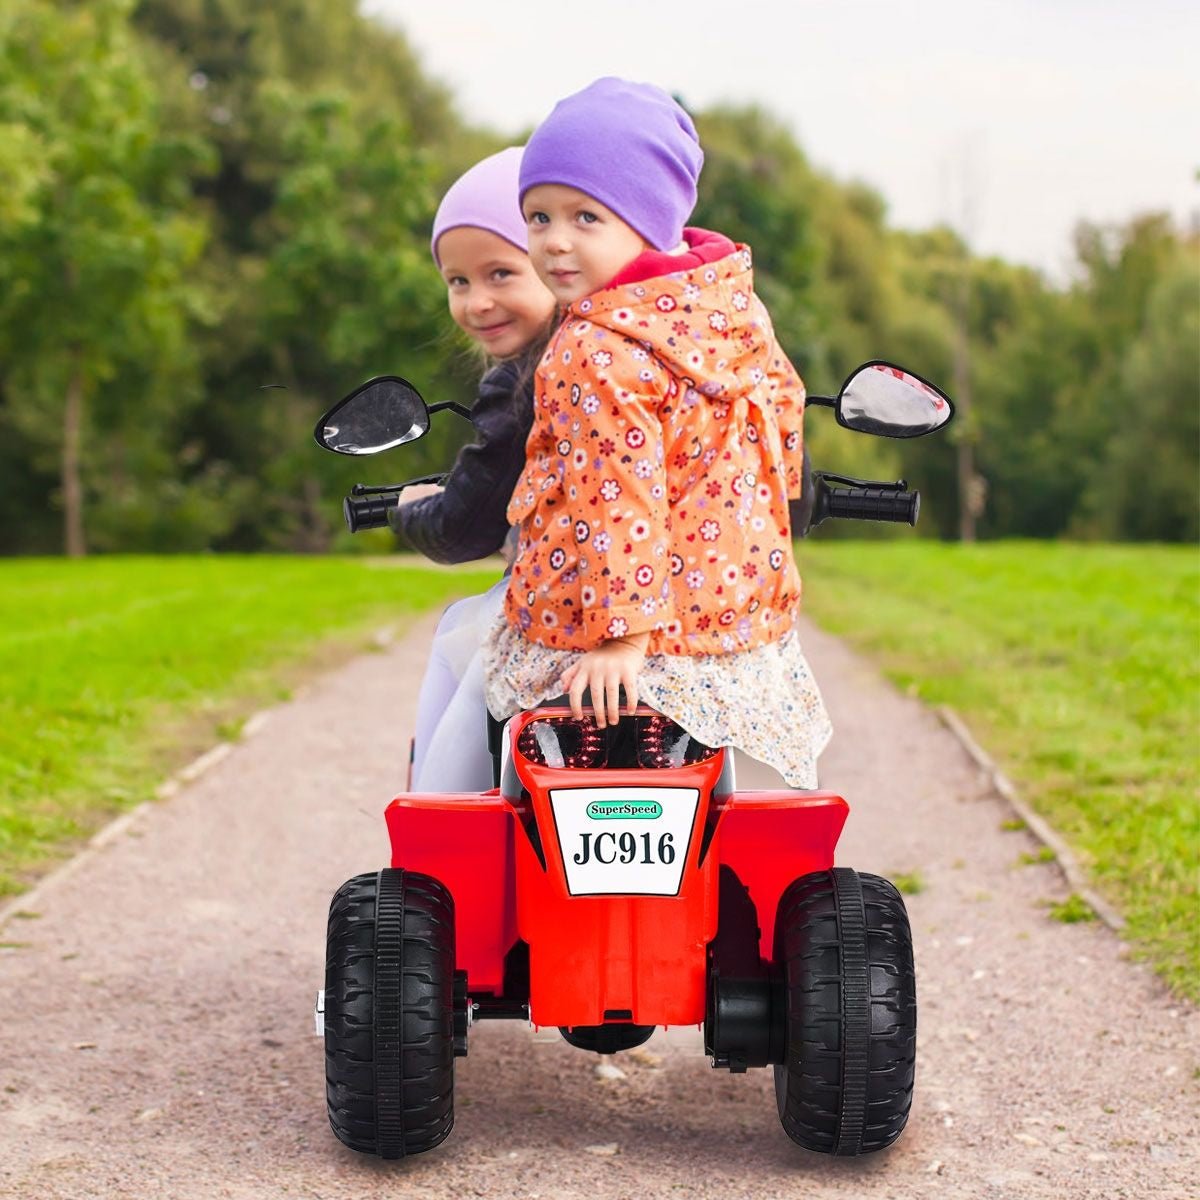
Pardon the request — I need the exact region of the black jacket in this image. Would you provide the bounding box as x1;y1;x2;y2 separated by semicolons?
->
392;355;535;564
789;444;816;538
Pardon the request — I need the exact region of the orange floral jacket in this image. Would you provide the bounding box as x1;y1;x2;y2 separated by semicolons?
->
504;229;807;657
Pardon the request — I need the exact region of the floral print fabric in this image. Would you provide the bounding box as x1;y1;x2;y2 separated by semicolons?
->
482;611;832;788
503;230;808;657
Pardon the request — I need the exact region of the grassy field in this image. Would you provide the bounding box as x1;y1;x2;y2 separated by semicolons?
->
3;546;1197;999
798;540;1199;999
0;555;496;898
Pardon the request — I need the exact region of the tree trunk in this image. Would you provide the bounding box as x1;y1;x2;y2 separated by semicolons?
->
63;348;86;558
299;473;331;552
956;437;976;543
953;270;977;544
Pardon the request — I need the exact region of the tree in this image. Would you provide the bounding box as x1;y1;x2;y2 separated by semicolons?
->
248;86;457;550
3;12;1193;553
0;0;211;555
691;105;823;367
1088;251;1200;541
127;0;484;552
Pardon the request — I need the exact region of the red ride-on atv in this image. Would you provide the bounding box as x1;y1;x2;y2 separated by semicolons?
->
312;362;954;1159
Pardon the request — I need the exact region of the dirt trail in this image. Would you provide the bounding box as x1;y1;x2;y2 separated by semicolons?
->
0;612;1195;1200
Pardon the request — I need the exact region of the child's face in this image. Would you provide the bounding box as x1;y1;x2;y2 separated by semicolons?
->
522;185;649;305
437;227;557;359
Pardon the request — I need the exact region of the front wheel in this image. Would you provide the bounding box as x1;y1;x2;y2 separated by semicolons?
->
774;868;916;1155
324;868;456;1158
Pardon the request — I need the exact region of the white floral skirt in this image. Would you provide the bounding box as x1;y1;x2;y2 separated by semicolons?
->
482;614;832;788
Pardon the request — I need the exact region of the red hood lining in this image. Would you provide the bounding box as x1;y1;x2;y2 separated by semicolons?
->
605;228;739;289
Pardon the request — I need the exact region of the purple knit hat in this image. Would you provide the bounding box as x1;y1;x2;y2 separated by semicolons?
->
430;146;528;267
519;78;703;251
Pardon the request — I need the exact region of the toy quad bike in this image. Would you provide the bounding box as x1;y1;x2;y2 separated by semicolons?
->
313;362;953;1159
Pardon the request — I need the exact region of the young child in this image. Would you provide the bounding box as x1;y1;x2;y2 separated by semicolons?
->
481;79;831;787
399;146;557;791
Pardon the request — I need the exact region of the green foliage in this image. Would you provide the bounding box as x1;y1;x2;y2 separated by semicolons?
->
1048;894;1097;924
0;7;1194;551
0;0;214;555
1017;847;1058;866
0;555;498;894
800;541;1200;998
228;84;452;549
125;0;485;552
691;106;823;366
1088;251;1200;541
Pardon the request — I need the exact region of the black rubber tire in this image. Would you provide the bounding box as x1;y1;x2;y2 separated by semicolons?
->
773;868;916;1155
324;868;456;1158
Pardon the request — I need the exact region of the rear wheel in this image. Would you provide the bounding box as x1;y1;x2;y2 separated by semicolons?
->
324;868;456;1158
773;868;916;1155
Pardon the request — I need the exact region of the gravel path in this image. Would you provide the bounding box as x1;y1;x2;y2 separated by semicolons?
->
1;612;1195;1200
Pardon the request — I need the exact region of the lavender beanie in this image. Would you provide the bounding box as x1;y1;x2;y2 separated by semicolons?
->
430;146;528;267
519;78;703;251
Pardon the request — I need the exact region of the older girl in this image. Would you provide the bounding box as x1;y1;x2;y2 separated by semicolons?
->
400;147;557;790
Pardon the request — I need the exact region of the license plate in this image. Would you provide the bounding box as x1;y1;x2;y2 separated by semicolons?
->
548;786;700;896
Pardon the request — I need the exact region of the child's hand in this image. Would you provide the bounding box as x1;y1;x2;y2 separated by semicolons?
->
397;482;444;506
560;633;650;728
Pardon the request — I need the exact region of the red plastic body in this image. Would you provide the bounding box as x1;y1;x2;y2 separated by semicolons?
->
385;709;847;1028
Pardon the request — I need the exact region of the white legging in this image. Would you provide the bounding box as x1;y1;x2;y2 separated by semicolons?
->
410;580;508;792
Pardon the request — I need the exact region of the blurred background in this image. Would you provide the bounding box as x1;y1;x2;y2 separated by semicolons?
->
1;0;1197;996
1;0;1196;557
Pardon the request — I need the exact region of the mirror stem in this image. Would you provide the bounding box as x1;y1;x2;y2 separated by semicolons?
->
427;400;474;421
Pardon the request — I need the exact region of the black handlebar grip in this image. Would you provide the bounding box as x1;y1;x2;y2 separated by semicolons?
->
342;494;395;533
822;485;920;526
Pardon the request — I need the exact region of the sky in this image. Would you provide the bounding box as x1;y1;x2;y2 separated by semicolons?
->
362;0;1198;280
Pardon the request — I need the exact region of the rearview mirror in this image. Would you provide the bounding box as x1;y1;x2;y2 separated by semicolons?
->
807;362;954;437
314;376;429;455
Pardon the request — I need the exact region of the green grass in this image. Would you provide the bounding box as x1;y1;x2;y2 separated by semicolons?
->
1047;893;1098;924
0;555;496;897
5;545;1197;1000
798;540;1200;999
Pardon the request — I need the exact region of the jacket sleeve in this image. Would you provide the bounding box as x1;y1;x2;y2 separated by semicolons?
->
788;444;816;538
393;359;534;564
560;337;674;643
762;327;807;500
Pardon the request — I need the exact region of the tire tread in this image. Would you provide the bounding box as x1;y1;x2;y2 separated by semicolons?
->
774;868;916;1155
324;869;455;1158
